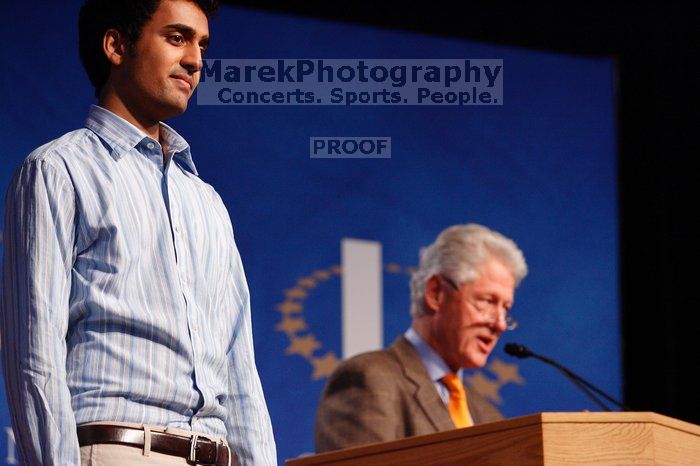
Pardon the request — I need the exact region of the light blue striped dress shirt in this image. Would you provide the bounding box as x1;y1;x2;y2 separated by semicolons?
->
1;105;276;465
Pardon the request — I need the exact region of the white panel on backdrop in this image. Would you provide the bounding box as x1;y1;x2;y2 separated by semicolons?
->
341;239;383;359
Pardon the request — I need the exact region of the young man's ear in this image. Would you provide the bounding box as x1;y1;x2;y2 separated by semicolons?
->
102;29;128;66
423;274;447;314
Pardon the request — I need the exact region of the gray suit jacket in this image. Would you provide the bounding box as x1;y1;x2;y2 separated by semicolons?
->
314;335;503;452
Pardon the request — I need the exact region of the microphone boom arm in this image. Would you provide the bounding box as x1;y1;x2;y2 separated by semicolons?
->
531;353;615;411
505;343;629;411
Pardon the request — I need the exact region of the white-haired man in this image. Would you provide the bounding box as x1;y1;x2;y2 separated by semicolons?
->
315;224;528;452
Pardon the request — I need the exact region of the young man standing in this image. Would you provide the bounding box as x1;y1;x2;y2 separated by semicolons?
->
1;1;276;464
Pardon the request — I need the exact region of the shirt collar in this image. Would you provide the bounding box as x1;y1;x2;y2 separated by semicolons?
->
84;105;197;175
404;327;463;383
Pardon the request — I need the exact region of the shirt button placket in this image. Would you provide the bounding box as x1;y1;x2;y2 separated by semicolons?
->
169;170;204;411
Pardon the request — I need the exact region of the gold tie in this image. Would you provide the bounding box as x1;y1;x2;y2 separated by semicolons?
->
441;373;473;428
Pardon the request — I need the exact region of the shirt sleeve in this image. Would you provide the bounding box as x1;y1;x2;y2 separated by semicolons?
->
1;156;80;465
222;238;277;466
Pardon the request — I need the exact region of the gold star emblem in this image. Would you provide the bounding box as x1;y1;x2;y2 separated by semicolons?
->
285;335;321;358
488;358;525;385
275;317;308;336
313;270;331;280
311;352;341;380
284;287;308;299
385;263;402;274
297;277;318;288
466;372;502;404
275;301;302;315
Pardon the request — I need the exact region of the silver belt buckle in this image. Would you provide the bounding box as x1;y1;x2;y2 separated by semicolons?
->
188;433;200;462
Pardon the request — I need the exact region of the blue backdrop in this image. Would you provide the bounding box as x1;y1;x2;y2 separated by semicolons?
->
1;2;618;464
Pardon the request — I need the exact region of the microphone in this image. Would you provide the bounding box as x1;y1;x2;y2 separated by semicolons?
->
503;343;533;359
504;342;629;412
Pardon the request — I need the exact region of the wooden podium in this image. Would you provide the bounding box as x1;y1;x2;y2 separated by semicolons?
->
287;412;700;465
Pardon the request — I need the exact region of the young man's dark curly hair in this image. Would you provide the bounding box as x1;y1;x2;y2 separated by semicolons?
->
79;0;219;98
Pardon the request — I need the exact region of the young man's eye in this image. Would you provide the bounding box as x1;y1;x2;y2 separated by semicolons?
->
169;34;184;44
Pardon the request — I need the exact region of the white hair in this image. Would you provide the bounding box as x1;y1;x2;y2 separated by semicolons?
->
409;224;528;317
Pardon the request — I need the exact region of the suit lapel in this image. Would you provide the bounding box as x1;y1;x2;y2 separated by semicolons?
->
390;336;455;432
464;383;481;424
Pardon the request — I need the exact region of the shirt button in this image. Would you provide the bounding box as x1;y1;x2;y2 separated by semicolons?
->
147;142;155;149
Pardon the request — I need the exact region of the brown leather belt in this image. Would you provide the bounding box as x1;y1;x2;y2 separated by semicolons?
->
77;425;235;465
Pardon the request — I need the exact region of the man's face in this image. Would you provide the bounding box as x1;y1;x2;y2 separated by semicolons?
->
430;257;516;370
117;0;209;120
